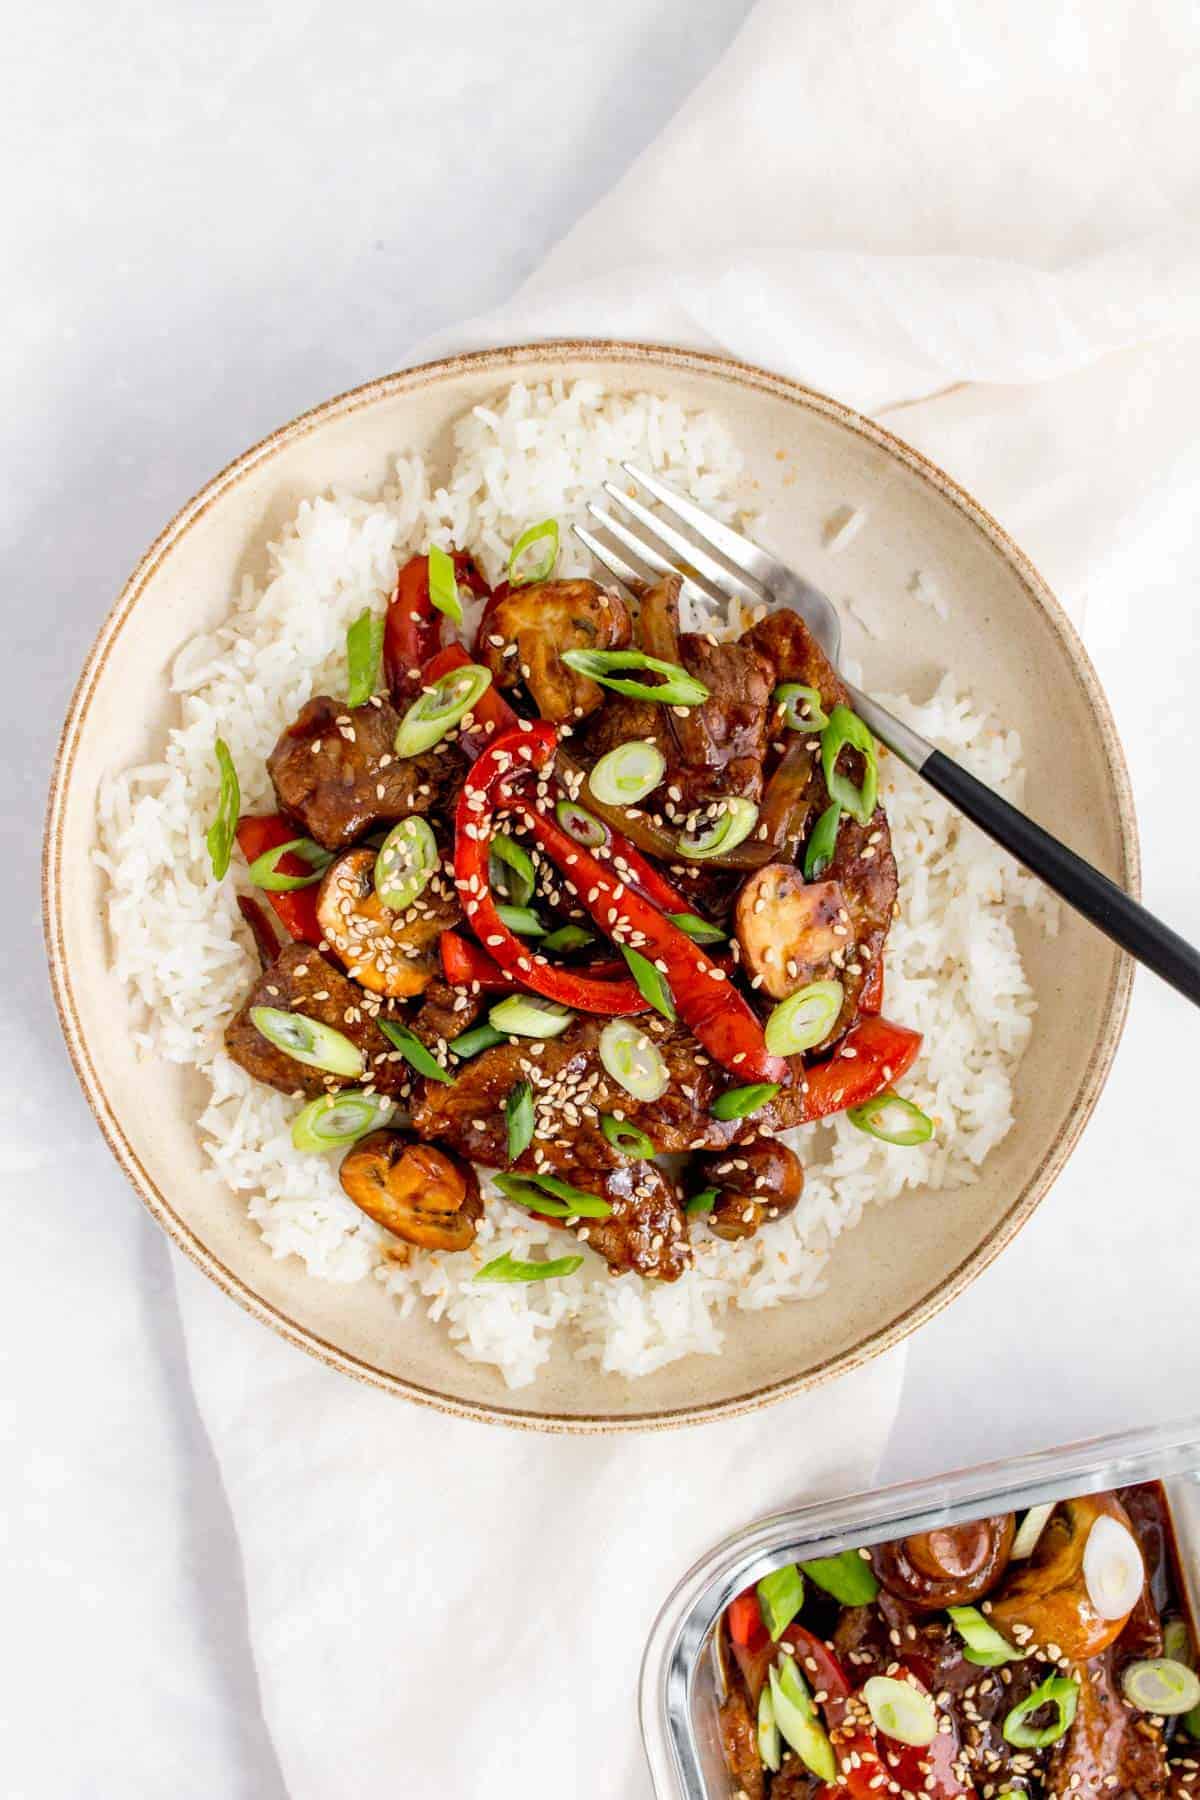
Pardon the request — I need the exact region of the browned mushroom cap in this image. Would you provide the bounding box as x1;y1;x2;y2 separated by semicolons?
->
734;867;848;1004
871;1515;1015;1612
987;1493;1142;1661
478;578;631;722
693;1138;804;1241
339;1130;482;1253
316;847;459;998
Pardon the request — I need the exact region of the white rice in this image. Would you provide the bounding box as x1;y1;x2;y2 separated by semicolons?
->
95;380;1055;1389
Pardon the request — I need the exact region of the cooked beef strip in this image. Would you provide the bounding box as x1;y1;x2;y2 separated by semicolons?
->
741;609;847;714
407;978;488;1054
581;635;774;810
717;1688;765;1800
267;693;466;850
575;1160;691;1281
1047;1649;1169;1799
410;1013;743;1171
223;943;410;1098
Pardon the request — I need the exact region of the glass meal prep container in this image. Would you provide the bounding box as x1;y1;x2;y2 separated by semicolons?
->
640;1418;1200;1799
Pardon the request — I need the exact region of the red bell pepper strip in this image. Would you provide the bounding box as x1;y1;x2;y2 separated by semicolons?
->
799;1014;921;1121
471;576;510;656
555;775;695;916
858;956;884;1016
506;785;787;1083
440;930;517;992
420;641;520;758
779;1626;889;1800
234;815;323;946
454;726;649;1016
728;1591;767;1650
384;551;489;701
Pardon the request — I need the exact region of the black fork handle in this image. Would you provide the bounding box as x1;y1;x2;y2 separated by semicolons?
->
848;685;1200;1008
923;749;1200;1004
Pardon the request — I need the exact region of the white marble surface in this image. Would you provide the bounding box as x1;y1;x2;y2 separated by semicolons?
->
6;1;1200;1793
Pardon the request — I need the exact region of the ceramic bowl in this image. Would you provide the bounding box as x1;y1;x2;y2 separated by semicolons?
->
43;342;1137;1430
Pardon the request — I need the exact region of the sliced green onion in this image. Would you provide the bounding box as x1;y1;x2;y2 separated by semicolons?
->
554;799;608;849
677;797;759;859
847;1091;933;1146
821;705;878;827
710;1082;780;1121
496;905;547;937
588;741;666;805
948;1605;1022;1668
765;981;844;1056
505;1080;535;1163
1003;1675;1079;1748
493;1171;612;1219
377;1018;453;1084
599;1114;655;1159
291;1089;393;1152
757;1565;805;1640
599;1020;668;1102
774;683;830;732
345;606;385;707
1121;1659;1200;1716
540;924;596;954
1163;1618;1194;1668
801;1551;880;1606
508;518;559;587
561;647;710;707
489;832;536;906
427;543;463;626
249;1007;363;1077
1011;1503;1056;1559
489;996;574;1039
247;836;332;893
447;1022;507;1059
394;663;492;757
768;1661;836;1784
206;738;240;881
620;945;675;1021
803;801;842;880
474;1251;584;1284
686;1187;719;1216
863;1675;937;1747
667;911;726;945
757;1685;782;1774
374;817;438;911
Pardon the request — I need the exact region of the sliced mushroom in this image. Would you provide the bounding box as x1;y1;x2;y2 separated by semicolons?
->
871;1515;1016;1612
316;847;460;998
693;1138;804;1240
339;1130;482;1253
477;578;631;721
734;866;847;1002
988;1493;1142;1660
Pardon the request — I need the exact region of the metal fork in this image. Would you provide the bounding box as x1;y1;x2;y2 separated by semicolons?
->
576;462;1200;1008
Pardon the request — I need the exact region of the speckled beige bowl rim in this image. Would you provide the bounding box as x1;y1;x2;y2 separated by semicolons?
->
42;340;1139;1433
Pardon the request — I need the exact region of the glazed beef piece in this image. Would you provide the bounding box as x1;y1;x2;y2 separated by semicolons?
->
1048;1649;1169;1799
742;608;847;714
575;1160;690;1282
411;1014;743;1171
821;807;897;1032
267;694;465;850
406;978;487;1055
718;1688;765;1800
223;943;409;1098
478;578;631;722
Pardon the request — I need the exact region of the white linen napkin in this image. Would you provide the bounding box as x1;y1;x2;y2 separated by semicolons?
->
171;2;1200;1796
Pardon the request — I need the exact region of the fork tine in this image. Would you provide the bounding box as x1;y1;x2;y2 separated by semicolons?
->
571;523;644;593
600;480;763;607
621;462;780;591
585;504;712;610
